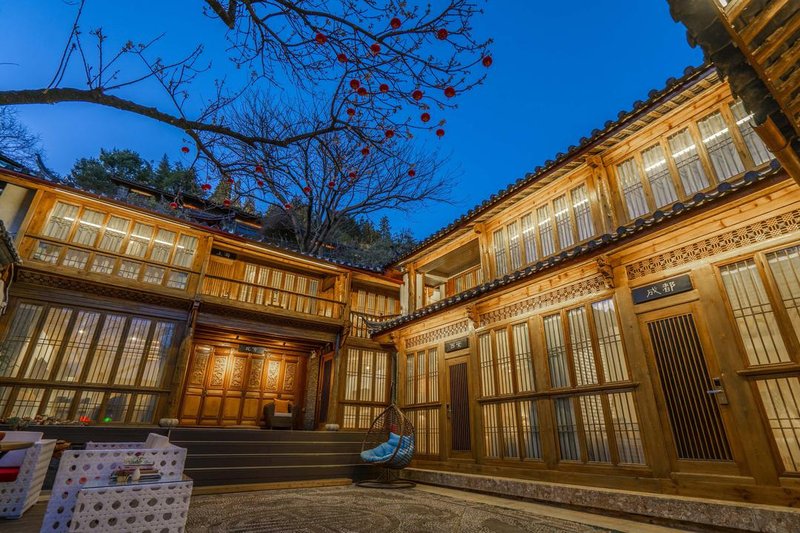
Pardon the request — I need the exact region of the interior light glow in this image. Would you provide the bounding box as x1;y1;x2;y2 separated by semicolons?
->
672;144;696;159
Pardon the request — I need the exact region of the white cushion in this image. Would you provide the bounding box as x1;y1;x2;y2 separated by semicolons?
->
144;433;170;449
0;431;42;468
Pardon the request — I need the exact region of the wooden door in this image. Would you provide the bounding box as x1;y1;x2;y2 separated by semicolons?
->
317;354;334;427
446;356;472;458
640;304;741;473
179;343;304;426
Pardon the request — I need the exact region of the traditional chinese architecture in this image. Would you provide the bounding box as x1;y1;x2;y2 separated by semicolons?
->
2;5;800;507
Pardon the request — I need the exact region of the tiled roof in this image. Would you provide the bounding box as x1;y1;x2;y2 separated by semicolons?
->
373;161;783;335
385;63;717;268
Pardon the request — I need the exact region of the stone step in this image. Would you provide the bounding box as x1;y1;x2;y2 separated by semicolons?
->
169;428;365;443
177;440;361;455
186;452;362;468
185;463;376;487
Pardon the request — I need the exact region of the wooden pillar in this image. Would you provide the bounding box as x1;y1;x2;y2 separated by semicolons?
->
473;223;493;280
586;155;620;233
165;300;199;419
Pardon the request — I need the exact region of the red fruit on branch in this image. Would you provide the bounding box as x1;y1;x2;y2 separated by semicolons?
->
315;32;327;45
370;43;381;55
361;147;370;156
390;17;401;29
357;87;368;96
223;199;231;207
201;183;212;191
169;201;178;209
436;28;448;40
257;180;264;187
180;146;190;153
255;165;264;173
436;128;445;138
482;55;493;67
385;129;395;138
349;79;360;90
227;177;235;184
408;169;416;177
412;89;423;101
328;180;336;188
420;112;431;123
346;107;356;116
303;186;312;194
348;171;357;179
337;53;348;63
379;83;389;93
444;86;456;98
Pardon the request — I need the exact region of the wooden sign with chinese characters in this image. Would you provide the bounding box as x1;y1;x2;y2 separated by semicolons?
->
445;337;469;353
238;344;266;355
631;274;693;304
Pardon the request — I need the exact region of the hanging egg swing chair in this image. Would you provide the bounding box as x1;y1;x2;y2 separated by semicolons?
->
357;403;416;488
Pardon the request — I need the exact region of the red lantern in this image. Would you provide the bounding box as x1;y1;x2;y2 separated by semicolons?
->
349;79;360;90
385;129;395;139
303;186;312;194
412;89;423;101
328;180;336;188
180;146;190;154
255;165;264;173
390;17;401;29
315;32;327;45
223;198;232;207
169;201;178;209
346;107;356;117
421;112;431;123
408;169;416;177
361;147;370;156
444;86;455;98
482;55;493;67
337;53;348;63
379;83;389;93
436;128;445;138
257;179;264;187
357;87;368;96
348;171;357;179
370;43;381;55
436;28;448;40
201;183;212;191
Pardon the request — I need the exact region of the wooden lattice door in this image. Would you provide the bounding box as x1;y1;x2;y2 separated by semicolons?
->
447;357;472;456
641;305;739;472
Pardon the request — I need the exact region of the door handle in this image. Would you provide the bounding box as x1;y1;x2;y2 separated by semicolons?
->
446;403;452;419
707;376;729;405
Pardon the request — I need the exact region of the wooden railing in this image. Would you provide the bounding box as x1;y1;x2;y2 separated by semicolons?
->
349;312;400;338
201;274;345;319
445;265;483;297
24;235;196;292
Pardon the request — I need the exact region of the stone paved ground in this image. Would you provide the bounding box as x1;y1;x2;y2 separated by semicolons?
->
4;484;688;532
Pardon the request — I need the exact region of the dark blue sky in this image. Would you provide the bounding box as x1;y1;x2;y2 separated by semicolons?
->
0;1;703;239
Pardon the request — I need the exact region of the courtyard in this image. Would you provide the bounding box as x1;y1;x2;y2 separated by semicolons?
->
6;484;686;533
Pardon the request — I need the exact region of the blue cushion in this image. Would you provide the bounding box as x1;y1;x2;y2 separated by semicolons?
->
360;433;402;463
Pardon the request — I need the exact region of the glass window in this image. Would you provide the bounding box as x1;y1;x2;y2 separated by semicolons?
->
117;260;141;280
554;398;580;461
521;214;538;263
720;259;790;366
544;314;570;388
62;249;89;269
608;391;645;464
24;307;73;380
554;194;574;249
482;403;500;458
698;111;744;181
478;333;495;397
43;202;79;240
537;205;555;257
125;222;153;258
33;242;62;264
579;395;610;462
493;228;508;277
756;377;800;472
668;128;709;195
0;303;44;378
571;185;594;241
54;311;101;382
567;307;598;386
617;158;648;219
130;394;159;424
730;100;771;166
173;235;199;268
591;299;629;382
151;228;176;263
495;330;513;395
500;401;519;458
72;209;104;247
641;144;678;208
519;399;542;460
507;222;522;271
90;255;116;275
512;323;534;392
98;216;130;252
766;245;800;339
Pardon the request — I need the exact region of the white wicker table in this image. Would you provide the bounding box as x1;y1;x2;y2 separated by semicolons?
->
67;476;192;533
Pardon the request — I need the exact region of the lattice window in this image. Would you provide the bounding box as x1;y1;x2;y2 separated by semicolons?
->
608;391;645;464
521;214;538;263
512;323;534;392
617;158;648;220
730;100;771;166
544;314;570;388
493;228;508;277
554;397;580;461
641;144;678;208
698;111;744;181
537;205;555;257
668;128;709;195
554;194;574;250
507;221;522;271
571;185;595;241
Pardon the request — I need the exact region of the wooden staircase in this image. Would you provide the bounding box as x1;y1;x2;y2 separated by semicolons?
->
167;428;374;487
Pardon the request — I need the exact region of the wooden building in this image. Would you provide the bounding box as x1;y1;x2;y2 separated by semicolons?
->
369;64;800;504
1;58;800;505
0;168;400;431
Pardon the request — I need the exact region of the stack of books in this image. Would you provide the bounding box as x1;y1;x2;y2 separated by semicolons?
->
110;461;162;483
